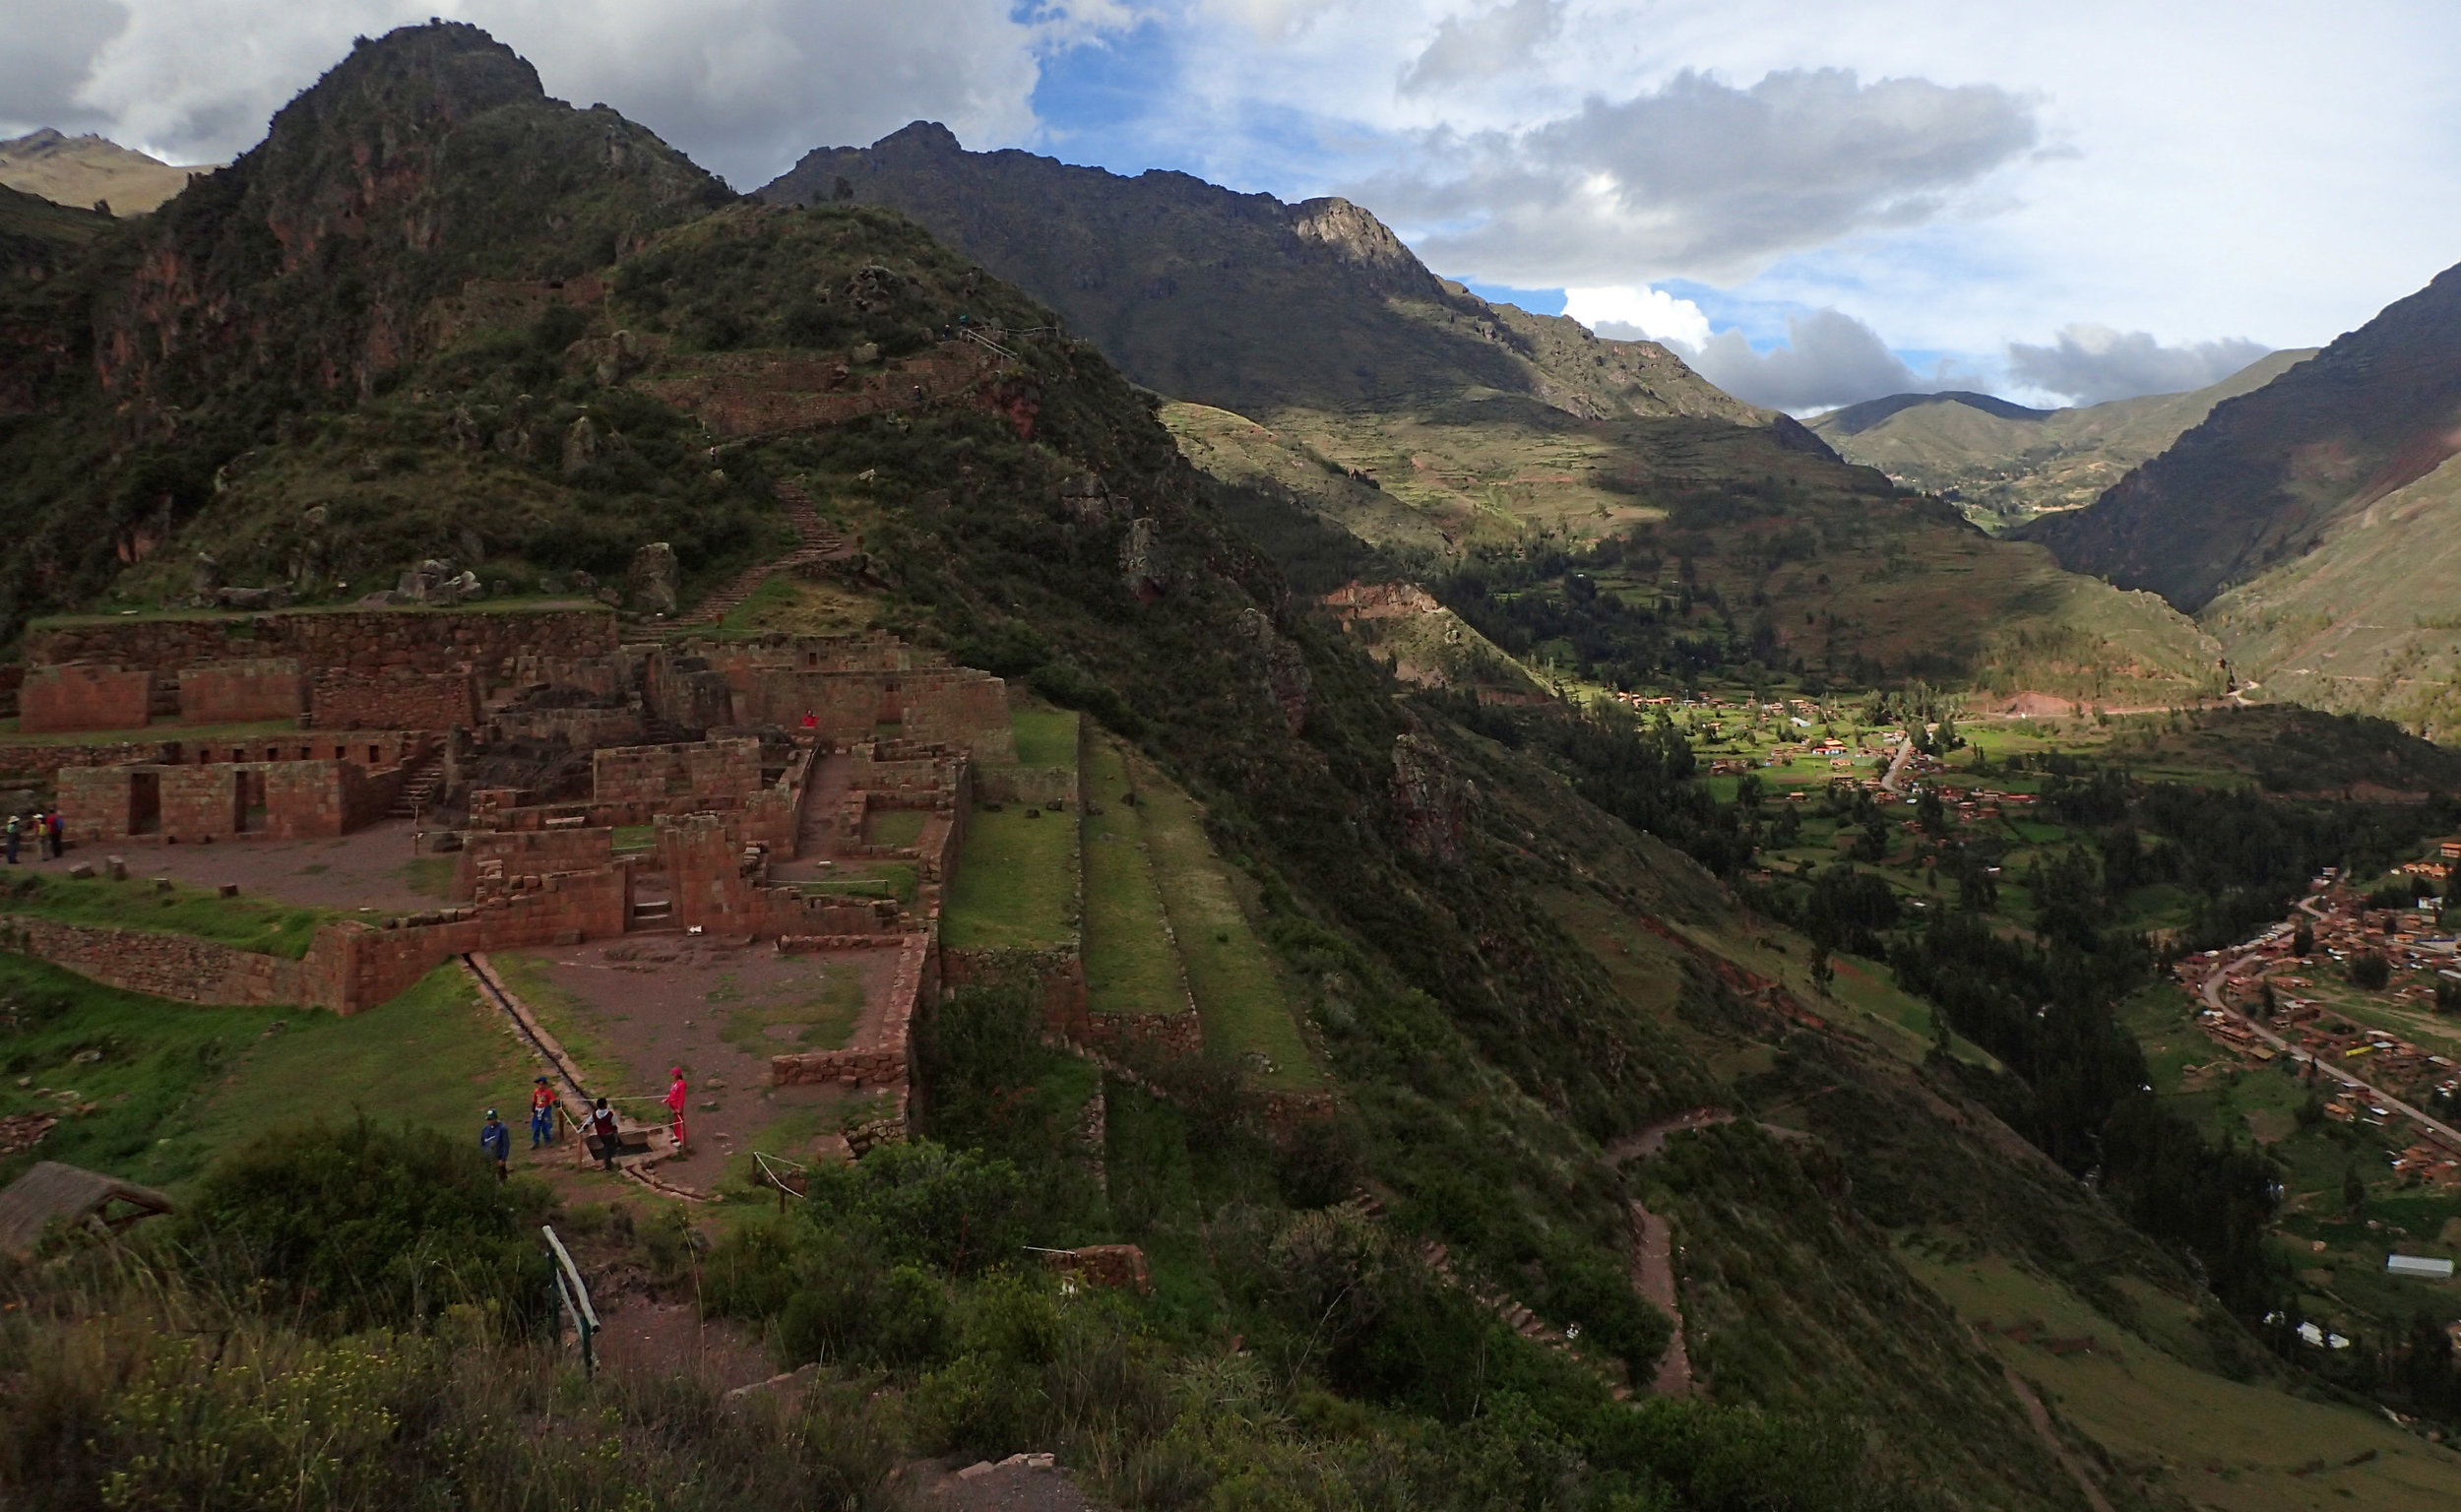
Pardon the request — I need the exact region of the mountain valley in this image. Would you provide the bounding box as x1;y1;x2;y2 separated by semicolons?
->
2;21;2461;1512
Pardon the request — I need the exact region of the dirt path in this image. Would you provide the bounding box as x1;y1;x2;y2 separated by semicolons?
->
1880;731;1918;794
1997;1360;2115;1512
1627;1200;1693;1396
1603;1106;1735;1165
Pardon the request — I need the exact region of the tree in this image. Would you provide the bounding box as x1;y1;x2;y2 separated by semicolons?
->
2350;950;2392;990
2294;920;2315;958
2437;977;2461;1015
2259;978;2278;1020
2344;1163;2369;1217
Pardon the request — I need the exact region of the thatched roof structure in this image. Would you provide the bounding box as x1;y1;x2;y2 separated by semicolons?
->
0;1161;173;1256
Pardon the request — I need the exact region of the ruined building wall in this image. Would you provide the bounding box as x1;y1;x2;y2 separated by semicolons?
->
310;667;477;730
28;606;618;681
20;665;153;733
176;659;306;724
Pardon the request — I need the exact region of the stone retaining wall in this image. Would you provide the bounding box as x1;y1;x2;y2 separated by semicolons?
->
177;659;306;724
28;605;617;680
20;665;153;733
770;933;936;1145
310;667;477;730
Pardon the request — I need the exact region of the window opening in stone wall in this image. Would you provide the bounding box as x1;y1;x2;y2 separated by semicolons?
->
130;772;159;835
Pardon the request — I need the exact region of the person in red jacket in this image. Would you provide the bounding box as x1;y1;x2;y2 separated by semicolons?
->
665;1066;689;1157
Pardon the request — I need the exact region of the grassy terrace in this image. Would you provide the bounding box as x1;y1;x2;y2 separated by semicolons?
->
0;960;529;1192
1130;753;1323;1089
941;806;1076;949
1081;736;1188;1017
27;596;604;628
867;809;927;848
0;872;341;958
1007;706;1082;769
0;719;301;748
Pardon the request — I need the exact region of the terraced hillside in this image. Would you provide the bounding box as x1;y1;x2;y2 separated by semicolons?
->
10;24;2450;1511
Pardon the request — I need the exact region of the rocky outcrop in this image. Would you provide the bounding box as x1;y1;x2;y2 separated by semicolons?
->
1390;733;1469;866
1120;518;1168;600
626;541;679;616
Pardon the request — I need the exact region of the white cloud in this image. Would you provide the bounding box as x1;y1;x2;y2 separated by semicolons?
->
2006;324;2272;406
1399;0;1561;94
1362;66;2038;286
10;0;1117;185
1562;284;1711;349
0;0;130;137
1678;308;1932;412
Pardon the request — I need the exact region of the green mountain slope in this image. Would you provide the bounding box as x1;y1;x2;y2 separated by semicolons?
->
761;124;2219;708
11;25;2454;1506
759;122;1762;428
2201;451;2461;737
1812;350;2314;531
2026;261;2461;614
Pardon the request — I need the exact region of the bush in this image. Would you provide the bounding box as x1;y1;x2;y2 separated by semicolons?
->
174;1118;549;1330
2350;950;2393;990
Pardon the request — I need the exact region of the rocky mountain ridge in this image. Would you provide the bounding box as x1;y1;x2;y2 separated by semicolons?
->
0;128;218;216
759;122;1763;429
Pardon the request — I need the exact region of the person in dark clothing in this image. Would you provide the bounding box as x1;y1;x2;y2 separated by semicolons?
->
479;1108;511;1181
588;1098;621;1169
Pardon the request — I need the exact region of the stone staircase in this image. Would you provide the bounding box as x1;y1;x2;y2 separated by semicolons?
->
1338;1187;1635;1400
388;750;446;819
679;479;859;625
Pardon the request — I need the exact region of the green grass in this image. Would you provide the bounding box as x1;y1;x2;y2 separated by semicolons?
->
866;809;927;848
0;873;339;958
486;949;625;1091
396;856;455;899
715;966;863;1056
1081;738;1188;1018
716;572;797;636
611;824;659;852
1132;759;1321;1089
0;954;279;1191
1008;707;1082;769
941;806;1076;950
796;860;917;906
1904;1244;2461;1512
182;966;535;1170
0;719;299;749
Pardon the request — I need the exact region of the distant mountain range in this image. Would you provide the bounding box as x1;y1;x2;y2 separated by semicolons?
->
0;129;217;216
1810;352;2314;532
2019;260;2461;736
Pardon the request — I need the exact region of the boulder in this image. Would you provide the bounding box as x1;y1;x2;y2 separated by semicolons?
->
626;541;680;616
1119;517;1168;600
188;551;222;604
561;415;601;476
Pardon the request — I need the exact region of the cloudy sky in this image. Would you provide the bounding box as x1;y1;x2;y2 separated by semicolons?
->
8;0;2459;411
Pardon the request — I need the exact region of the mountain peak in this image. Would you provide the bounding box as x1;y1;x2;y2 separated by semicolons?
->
873;120;966;155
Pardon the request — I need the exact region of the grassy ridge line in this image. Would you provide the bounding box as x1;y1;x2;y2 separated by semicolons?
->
1123;747;1325;1091
0;873;339;958
1080;734;1191;1019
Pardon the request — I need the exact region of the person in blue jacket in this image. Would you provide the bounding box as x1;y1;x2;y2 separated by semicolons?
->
479;1108;511;1181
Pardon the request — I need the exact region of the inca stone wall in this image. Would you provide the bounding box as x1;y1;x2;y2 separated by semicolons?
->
27;606;618;680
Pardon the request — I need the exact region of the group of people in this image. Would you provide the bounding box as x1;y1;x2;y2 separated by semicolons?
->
477;1067;693;1180
4;809;65;864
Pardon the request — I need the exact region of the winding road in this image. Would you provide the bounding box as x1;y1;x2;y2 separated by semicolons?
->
2194;896;2461;1154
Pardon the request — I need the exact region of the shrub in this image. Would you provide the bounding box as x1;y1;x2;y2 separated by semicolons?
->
173;1118;549;1330
2350;950;2393;990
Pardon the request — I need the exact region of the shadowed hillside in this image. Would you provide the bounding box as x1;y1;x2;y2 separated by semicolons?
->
760;123;1762;428
2026;262;2461;611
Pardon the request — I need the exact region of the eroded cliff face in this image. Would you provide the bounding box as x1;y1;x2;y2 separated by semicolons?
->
92;22;729;410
